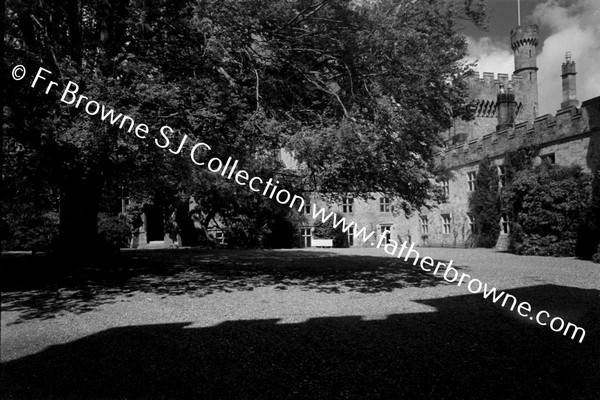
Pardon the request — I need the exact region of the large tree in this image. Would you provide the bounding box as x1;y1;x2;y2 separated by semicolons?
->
3;0;486;255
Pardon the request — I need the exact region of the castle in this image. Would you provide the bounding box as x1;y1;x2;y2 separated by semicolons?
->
298;24;600;249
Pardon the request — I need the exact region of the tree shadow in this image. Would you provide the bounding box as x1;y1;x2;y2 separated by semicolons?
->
1;249;458;322
1;284;598;399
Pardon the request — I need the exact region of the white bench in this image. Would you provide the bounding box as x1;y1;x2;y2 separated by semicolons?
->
312;238;333;248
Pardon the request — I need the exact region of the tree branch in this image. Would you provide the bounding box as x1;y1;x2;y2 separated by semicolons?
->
30;14;63;81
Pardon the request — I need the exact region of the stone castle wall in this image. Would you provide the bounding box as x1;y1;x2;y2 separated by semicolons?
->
301;97;600;250
417;96;600;249
444;71;537;143
439;96;600;172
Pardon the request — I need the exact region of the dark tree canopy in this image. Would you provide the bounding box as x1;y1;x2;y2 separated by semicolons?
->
2;0;487;253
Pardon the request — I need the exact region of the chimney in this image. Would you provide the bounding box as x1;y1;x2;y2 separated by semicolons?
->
496;85;516;131
561;52;578;108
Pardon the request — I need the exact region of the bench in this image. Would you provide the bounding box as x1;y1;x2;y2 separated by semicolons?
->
312;238;333;248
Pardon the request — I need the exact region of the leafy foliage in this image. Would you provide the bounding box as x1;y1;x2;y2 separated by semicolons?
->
503;144;539;184
98;213;131;252
592;245;600;264
1;208;59;252
502;165;591;257
3;0;487;254
469;157;500;248
576;169;600;259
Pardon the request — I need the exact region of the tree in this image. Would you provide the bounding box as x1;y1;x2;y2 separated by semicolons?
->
503;164;591;257
469;157;500;248
275;0;484;212
3;0;487;257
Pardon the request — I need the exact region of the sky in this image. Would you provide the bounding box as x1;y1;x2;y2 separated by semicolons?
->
461;0;600;115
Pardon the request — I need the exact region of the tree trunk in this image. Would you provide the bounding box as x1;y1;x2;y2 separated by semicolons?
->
56;171;102;263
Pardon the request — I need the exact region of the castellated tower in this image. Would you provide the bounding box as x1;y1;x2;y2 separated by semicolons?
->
510;24;539;122
441;24;542;145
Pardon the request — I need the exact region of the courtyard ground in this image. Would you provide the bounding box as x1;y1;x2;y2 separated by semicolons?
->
1;247;599;399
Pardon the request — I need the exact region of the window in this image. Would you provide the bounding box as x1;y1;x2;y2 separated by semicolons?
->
442;180;450;201
498;166;506;188
303;204;311;215
500;214;510;234
467;213;475;233
119;187;130;214
467;171;477;191
380;225;392;245
300;227;312;248
342;197;354;214
442;214;451;234
420;215;429;235
541;153;555;165
379;197;391;212
215;231;226;245
348;225;354;247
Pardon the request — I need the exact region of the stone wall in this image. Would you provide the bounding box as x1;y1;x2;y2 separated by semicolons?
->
327;96;600;249
438;96;600;173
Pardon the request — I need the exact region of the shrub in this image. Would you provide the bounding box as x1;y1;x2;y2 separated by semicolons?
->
1;204;59;252
592;244;600;264
97;213;131;251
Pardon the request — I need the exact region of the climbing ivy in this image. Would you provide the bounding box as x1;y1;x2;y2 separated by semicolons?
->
502;164;591;256
468;157;500;248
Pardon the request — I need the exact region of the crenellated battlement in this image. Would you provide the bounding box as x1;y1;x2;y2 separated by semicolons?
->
436;96;600;168
510;24;540;49
468;72;522;89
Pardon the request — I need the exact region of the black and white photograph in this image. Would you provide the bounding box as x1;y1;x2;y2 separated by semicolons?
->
1;0;599;398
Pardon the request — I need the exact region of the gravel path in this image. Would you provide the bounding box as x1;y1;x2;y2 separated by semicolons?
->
1;248;599;399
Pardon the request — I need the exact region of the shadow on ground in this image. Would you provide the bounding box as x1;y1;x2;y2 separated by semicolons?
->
1;284;598;400
1;249;456;322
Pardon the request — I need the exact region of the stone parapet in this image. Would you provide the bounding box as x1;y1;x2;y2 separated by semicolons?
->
436;96;600;168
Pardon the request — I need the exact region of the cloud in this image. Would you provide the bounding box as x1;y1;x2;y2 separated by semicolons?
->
533;0;600;114
465;36;513;75
464;0;600;115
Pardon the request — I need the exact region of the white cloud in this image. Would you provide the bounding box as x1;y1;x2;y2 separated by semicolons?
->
465;36;513;75
534;0;600;114
464;0;600;115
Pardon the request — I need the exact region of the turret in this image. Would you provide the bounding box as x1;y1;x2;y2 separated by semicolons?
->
561;52;579;108
511;24;539;121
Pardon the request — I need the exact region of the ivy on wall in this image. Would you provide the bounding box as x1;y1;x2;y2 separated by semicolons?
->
468;156;500;248
576;169;600;262
502;163;592;257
